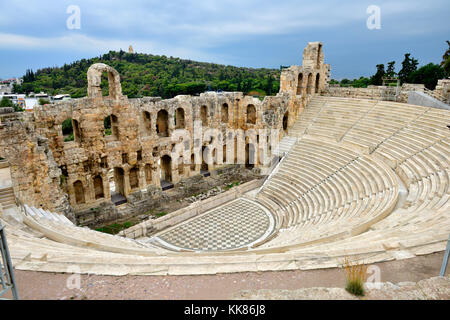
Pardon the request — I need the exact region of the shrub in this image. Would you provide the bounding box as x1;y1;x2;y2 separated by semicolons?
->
64;133;74;142
342;258;368;296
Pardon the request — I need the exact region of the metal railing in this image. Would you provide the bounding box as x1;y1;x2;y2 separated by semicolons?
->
0;221;19;299
440;234;450;277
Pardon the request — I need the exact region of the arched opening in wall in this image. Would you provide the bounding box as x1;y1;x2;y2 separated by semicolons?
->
307;73;313;95
93;175;104;200
315;74;320;94
296;73;303;95
160;155;172;182
72;119;81;143
190;154;195;171
110;114;119;139
114;167;125;196
200;105;208;126
73;180;85;204
143;111;152;135
156;110;169;137
247;104;256;124
245;143;256;169
234;136;238;164
129;167;139;190
175;108;185;129
145;164;152;185
316;44;322;69
283;112;289;132
62;118;74;142
103;116;112;136
221;103;229;123
223;144;227;163
201;146;209;172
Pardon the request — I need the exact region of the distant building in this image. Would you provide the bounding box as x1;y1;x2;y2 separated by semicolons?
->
128;45;134;54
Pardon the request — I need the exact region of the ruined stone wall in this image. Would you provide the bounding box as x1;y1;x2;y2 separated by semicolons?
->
0;42;327;222
322;83;428;103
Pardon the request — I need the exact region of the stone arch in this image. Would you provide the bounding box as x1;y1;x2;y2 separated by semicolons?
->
221;103;229;123
245;143;256;169
104;114;119;139
201;146;209;171
129;166;139;190
160;155;172;182
62;118;74;142
156;109;169;137
190;153;195;171
307;73;313;94
200;105;208;126
175;107;185;129
315;73;320;94
143;111;152;135
283;111;289;132
73;180;85;204
93;175;104;200
247;104;256;124
296;73;303;95
87;63;122;99
114;167;125;196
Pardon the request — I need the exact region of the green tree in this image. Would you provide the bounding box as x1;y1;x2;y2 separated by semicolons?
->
386;61;396;77
0;97;14;108
370;64;385;86
441;40;450;77
398;53;419;84
409;63;445;90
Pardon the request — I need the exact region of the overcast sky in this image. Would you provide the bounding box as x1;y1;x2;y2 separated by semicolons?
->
0;0;449;79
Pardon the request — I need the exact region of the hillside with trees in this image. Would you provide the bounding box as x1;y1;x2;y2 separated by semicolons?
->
13;50;281;99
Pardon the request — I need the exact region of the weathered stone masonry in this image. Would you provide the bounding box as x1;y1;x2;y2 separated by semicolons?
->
0;42;328;223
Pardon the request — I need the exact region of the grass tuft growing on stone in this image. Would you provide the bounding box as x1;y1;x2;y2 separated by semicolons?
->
342;258;368;297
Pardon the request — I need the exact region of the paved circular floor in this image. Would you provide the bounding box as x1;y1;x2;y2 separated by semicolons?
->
154;198;274;252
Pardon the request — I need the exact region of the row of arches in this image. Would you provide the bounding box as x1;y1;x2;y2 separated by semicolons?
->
296;73;320;96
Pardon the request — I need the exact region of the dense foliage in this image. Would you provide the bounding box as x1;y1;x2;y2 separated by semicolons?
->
13;50;280;99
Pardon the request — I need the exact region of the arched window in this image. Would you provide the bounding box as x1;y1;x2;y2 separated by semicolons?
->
156;109;169;137
114;167;125;196
283;112;289;132
245;143;256;169
315;73;320;94
175;108;185;129
221;103;229;123
62;118;74;142
190;154;195;171
246;104;256;124
104;114;119;139
129;167;139;189
143;111;151;135
307;73;313;95
161;155;172;182
296;73;303;95
200;105;208;126
93;175;104;200
73;180;85;204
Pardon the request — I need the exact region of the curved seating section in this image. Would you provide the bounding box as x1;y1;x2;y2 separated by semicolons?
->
256;137;398;248
0;96;448;275
14;205;167;256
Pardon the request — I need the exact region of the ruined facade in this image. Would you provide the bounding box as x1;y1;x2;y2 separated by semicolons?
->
0;42;328;223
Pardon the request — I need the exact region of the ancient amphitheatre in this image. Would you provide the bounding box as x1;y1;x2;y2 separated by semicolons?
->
0;42;449;297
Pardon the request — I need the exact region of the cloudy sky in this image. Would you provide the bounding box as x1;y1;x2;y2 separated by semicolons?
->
0;0;449;79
